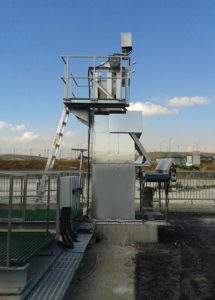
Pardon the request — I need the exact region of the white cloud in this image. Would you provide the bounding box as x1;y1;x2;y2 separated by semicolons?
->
0;121;11;130
15;131;40;142
128;102;178;116
64;131;76;137
167;96;208;107
0;121;26;132
11;124;25;132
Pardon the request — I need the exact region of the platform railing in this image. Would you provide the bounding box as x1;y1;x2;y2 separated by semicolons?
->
1;171;215;206
143;171;215;202
1;171;215;208
1;174;54;267
61;54;131;101
6;176;13;267
0;171;88;267
1;170;215;266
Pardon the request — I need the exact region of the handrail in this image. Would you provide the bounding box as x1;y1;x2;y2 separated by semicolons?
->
61;54;130;59
61;54;131;101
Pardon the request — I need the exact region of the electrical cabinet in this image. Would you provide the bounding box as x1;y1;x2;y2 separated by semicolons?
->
60;176;79;208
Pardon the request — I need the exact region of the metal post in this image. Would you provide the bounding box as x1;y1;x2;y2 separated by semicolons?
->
120;56;122;97
93;56;96;99
139;177;143;212
79;151;83;187
158;182;161;211
76;81;78;98
20;177;23;210
6;176;13;267
56;175;60;239
87;110;92;216
125;69;129;104
66;56;69;98
64;60;67;99
46;176;51;234
70;77;73;98
164;182;169;216
78;150;84;208
22;176;28;220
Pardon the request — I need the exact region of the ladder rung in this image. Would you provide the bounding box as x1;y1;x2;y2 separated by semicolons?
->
38;106;69;201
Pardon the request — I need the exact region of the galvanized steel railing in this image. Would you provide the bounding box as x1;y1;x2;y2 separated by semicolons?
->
1;170;215;267
143;171;215;202
0;171;87;267
61;54;131;101
1;171;215;206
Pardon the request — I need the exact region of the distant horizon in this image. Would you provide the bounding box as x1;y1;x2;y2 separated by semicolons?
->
0;149;214;160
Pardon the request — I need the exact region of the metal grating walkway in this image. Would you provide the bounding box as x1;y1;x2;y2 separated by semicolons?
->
26;252;83;300
0;233;55;267
24;223;95;300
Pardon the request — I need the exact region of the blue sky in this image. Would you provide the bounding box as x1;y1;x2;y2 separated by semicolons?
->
0;0;215;155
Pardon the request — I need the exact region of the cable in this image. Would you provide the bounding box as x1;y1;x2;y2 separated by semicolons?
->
78;254;99;281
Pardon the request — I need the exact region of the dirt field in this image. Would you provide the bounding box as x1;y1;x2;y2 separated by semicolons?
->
0;158;84;170
135;214;215;300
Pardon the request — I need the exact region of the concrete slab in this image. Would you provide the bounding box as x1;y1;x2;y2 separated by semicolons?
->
0;265;28;295
64;244;136;300
95;221;160;245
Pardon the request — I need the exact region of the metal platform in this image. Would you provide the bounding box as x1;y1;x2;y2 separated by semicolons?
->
0;232;55;267
25;252;83;300
64;99;128;111
0;233;56;296
23;222;95;300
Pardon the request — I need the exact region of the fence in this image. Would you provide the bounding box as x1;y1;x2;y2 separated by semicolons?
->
1;170;215;267
143;171;215;201
141;171;215;212
1;171;215;207
0;171;88;267
0;171;87;205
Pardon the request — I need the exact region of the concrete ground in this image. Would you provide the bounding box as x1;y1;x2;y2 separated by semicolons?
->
64;214;215;300
64;243;136;300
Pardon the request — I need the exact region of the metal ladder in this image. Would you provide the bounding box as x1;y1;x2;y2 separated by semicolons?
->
37;106;70;201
